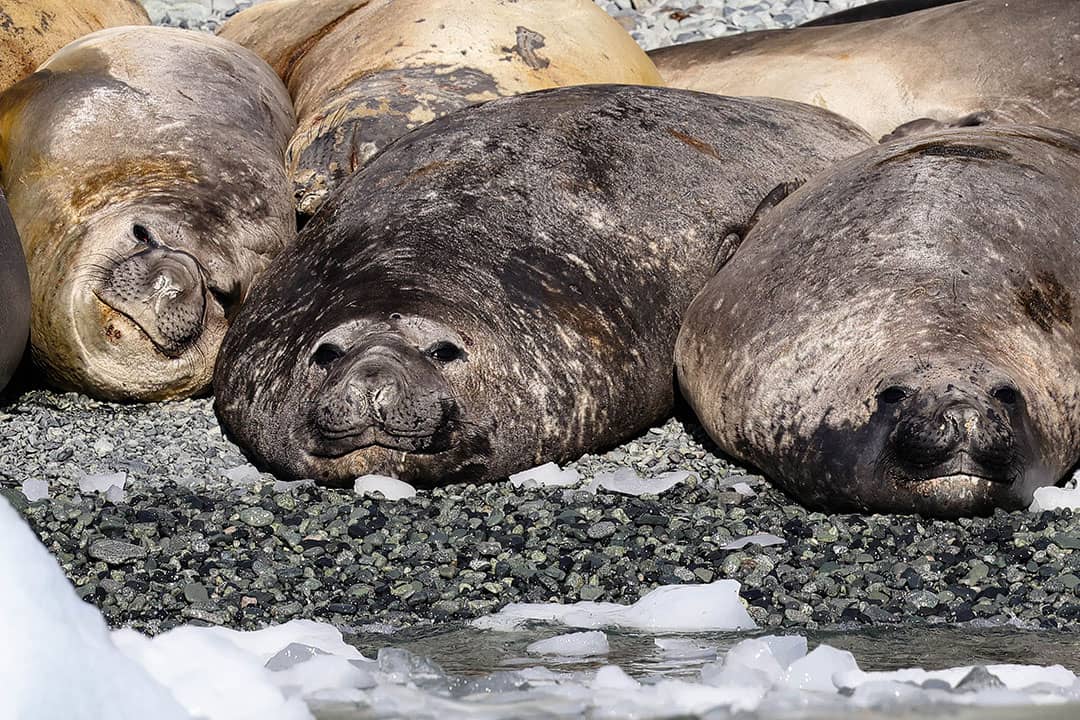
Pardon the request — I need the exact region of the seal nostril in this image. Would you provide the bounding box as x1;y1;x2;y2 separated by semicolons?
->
312;343;346;368
992;385;1019;405
389;312;402;321
878;386;908;404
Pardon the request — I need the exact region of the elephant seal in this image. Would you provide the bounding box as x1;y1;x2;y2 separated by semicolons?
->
0;0;148;93
218;0;663;216
214;84;872;486
0;26;296;401
676;125;1080;518
650;0;1080;141
801;0;967;27
0;194;29;394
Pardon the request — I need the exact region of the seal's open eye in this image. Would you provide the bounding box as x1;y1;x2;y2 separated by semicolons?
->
427;341;464;363
878;386;909;404
992;385;1019;405
312;343;346;368
132;224;156;246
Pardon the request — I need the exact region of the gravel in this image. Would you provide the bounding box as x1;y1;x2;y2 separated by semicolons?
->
3;387;1080;637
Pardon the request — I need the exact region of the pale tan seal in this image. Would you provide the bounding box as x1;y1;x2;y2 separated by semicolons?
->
650;0;1080;141
677;125;1080;517
0;0;149;93
0;26;296;401
218;0;663;215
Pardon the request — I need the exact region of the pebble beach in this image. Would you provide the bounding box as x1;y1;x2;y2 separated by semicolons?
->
3;1;1080;718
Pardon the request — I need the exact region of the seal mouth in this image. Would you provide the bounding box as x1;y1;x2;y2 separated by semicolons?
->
308;425;455;458
91;290;198;359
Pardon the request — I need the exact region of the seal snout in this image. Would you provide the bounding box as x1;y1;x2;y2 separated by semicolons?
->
96;244;208;357
882;381;1024;485
307;335;460;457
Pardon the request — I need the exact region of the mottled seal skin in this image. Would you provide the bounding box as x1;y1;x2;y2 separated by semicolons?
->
650;0;1080;141
0;0;149;93
0;193;29;394
214;84;872;486
801;0;967;26
218;0;663;216
0;26;296;401
676;125;1080;518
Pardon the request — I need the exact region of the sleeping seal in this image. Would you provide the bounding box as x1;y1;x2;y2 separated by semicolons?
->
0;0;149;93
0;194;29;394
213;84;872;486
676;125;1080;518
801;0;968;27
218;0;663;216
0;26;296;401
650;0;1080;141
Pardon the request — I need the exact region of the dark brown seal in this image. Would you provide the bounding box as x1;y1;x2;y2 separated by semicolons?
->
676;125;1080;518
0;192;28;394
214;84;871;486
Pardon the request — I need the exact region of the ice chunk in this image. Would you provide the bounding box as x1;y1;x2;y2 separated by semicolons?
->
732;482;756;496
721;533;786;550
473;580;757;632
0;497;190;720
197;619;366;666
1030;486;1080;512
527;631;610;657
21;478;49;501
223;464;263;485
106;485;126;503
265;643;329;672
271;653;376;695
591;665;639;690
508;462;581;489
585;467;694;496
785;644;858;692
78;471;127;494
353;475;417;500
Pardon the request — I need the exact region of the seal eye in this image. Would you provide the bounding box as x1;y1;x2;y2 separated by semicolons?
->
312;343;346;368
992;385;1019;405
878;386;909;404
427;341;464;363
132;224;157;247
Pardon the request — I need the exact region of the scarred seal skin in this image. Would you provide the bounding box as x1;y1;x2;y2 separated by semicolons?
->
676;125;1080;518
214;84;872;487
0;26;296;401
0;0;149;93
0;192;29;394
650;0;1080;142
218;0;664;216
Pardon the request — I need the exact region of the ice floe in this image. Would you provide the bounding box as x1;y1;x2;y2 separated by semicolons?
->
352;475;417;500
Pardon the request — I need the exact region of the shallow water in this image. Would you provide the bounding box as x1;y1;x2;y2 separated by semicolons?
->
307;623;1080;719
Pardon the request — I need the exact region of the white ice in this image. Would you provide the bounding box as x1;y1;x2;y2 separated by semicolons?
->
1030;486;1080;512
585;468;694;496
223;464;263;486
21;478;49;501
527;631;610;657
472;580;758;632
508;462;581;489
720;533;786;550
352;475;417;500
77;471;127;494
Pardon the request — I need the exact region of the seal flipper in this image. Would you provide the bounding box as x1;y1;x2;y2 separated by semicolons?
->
713;180;804;271
801;0;968;27
880;111;996;144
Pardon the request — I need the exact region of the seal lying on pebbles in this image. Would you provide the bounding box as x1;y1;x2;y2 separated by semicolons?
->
650;0;1080;141
676;125;1080;518
0;196;29;394
0;0;149;93
217;0;663;216
0;26;296;401
214;84;872;486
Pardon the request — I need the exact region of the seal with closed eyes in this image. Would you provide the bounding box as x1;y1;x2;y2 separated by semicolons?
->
213;84;871;486
0;26;296;400
676;125;1080;518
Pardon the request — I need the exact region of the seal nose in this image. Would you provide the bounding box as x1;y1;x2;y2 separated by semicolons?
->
99;248;207;356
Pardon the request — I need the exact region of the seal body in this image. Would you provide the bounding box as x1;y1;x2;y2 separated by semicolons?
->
214;84;871;486
650;0;1080;140
0;193;29;393
218;0;664;215
676;125;1080;518
0;0;149;92
801;0;967;26
0;26;296;401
